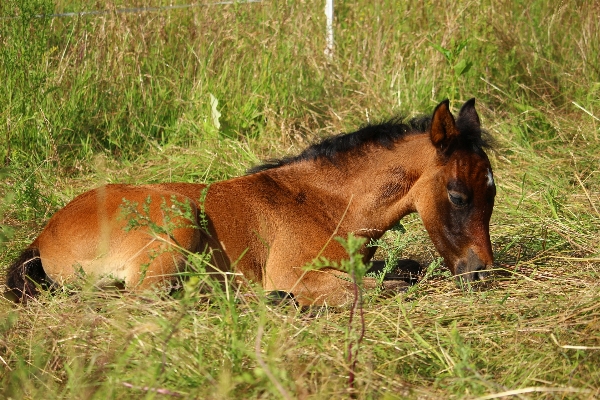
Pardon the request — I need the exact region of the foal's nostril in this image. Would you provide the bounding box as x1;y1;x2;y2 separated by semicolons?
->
473;265;488;281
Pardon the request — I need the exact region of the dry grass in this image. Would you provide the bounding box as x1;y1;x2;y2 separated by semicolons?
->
1;0;600;398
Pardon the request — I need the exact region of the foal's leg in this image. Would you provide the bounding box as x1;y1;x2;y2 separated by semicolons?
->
263;263;407;307
262;265;352;306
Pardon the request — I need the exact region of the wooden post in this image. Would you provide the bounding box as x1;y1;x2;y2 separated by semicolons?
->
324;0;334;59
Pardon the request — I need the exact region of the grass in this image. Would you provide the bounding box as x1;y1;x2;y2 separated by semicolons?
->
1;0;600;398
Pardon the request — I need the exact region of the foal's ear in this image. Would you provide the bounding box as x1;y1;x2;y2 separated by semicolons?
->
456;98;481;136
430;99;459;152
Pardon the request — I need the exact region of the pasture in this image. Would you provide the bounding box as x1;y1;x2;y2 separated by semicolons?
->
1;0;599;398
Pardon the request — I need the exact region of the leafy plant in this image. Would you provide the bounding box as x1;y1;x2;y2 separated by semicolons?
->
367;222;411;284
309;233;369;393
430;38;473;104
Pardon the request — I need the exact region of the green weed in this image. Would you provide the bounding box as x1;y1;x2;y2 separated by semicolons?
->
1;1;600;399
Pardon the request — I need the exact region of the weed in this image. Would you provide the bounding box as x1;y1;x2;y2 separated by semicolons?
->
1;1;600;398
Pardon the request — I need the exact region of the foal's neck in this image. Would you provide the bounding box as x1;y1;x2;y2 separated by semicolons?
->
271;133;437;237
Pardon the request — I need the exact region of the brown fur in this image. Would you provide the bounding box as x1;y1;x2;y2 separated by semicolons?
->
5;99;496;306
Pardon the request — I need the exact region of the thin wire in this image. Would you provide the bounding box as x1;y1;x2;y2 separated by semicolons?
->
1;0;262;20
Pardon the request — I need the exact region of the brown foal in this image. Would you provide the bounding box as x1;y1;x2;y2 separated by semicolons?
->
6;99;496;306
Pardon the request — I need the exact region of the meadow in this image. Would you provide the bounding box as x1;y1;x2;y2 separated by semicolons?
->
1;0;599;398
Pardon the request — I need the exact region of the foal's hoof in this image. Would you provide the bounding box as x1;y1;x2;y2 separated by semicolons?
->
370;259;423;285
394;259;423;276
265;291;298;307
2;289;20;303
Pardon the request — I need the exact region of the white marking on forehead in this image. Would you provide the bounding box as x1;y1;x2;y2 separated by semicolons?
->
486;169;494;187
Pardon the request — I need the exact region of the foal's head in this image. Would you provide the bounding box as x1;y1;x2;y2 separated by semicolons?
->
415;99;495;282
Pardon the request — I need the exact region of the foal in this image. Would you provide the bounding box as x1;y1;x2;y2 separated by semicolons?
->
6;99;495;306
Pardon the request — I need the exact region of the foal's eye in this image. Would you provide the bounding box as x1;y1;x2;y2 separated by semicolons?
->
448;191;468;207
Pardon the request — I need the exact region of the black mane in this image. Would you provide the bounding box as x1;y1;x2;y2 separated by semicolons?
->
247;111;492;174
247;116;432;174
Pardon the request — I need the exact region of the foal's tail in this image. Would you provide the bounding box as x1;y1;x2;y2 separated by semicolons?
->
5;248;49;302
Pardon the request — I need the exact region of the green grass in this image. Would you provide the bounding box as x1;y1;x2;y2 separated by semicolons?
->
1;0;600;398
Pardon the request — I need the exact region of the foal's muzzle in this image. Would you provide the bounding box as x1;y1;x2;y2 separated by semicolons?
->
455;249;490;283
